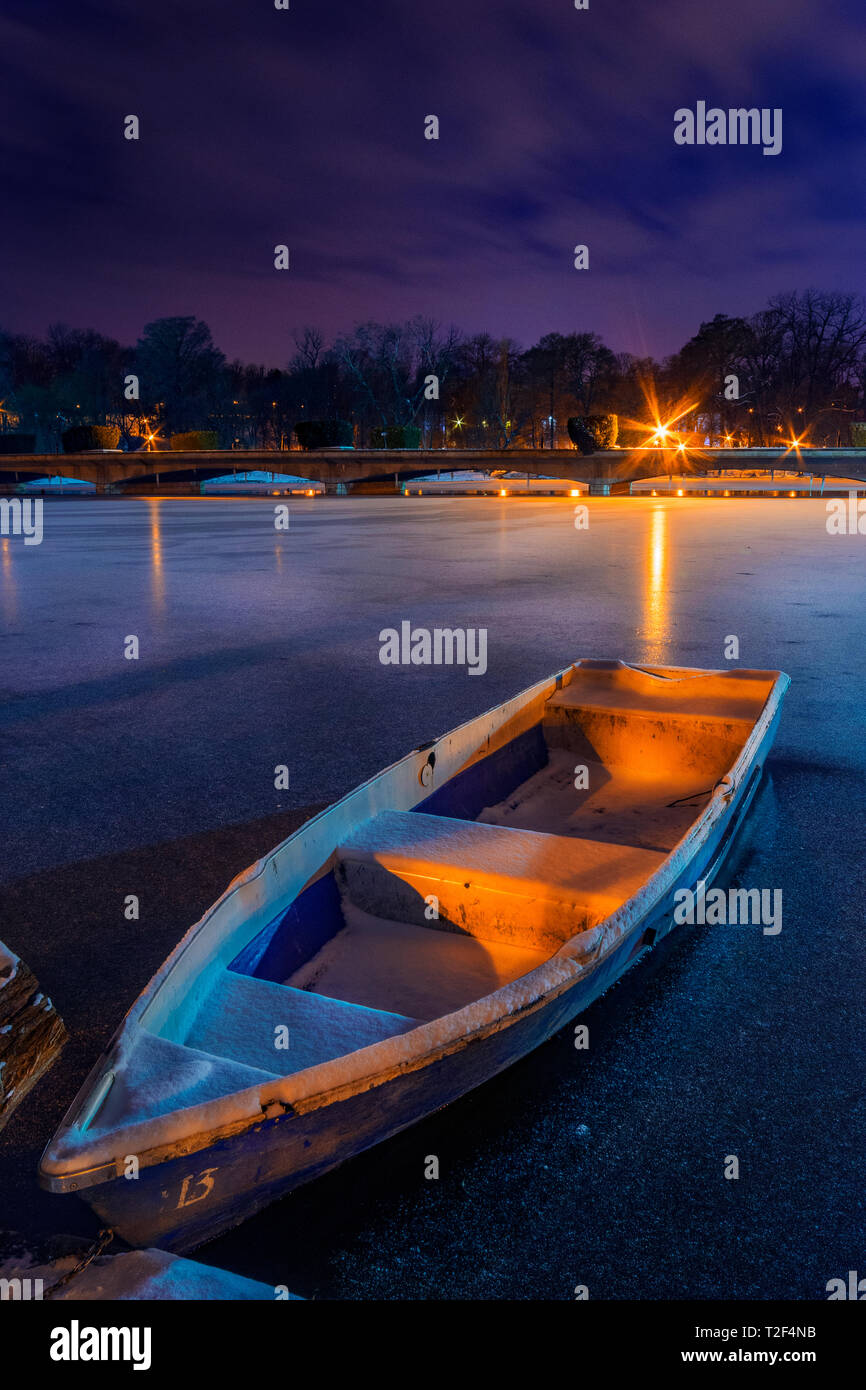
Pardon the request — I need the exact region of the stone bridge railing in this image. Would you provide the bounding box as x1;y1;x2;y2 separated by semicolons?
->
1;446;865;491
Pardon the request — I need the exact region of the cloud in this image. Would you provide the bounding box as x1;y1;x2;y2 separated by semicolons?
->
0;0;862;362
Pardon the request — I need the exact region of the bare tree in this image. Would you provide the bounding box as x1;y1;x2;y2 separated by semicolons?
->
333;318;461;431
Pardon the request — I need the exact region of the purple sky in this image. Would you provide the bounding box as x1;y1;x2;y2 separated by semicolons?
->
0;0;863;365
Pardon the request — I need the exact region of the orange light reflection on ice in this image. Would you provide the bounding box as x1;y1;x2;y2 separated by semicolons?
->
1;536;16;622
147;499;165;610
644;503;669;664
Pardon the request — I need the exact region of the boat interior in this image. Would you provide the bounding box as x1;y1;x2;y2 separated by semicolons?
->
87;663;776;1133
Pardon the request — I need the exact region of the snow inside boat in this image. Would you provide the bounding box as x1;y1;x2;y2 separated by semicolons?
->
40;659;789;1251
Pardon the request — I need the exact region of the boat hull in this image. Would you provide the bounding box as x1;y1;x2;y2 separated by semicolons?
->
80;701;781;1252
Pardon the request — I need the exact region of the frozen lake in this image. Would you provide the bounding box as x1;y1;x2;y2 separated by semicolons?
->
1;495;864;1298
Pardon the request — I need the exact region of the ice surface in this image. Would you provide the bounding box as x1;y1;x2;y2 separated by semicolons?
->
9;497;862;1296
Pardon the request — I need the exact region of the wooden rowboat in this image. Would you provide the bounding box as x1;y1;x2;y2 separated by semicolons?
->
40;659;789;1251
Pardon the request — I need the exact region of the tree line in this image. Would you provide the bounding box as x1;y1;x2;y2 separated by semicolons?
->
1;289;864;453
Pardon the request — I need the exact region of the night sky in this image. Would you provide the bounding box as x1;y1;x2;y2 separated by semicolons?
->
1;0;863;364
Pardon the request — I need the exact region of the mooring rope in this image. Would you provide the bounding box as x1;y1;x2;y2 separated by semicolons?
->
666;774;733;809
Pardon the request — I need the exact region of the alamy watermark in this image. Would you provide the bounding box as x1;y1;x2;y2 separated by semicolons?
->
0;497;43;545
379;621;487;675
674;880;782;935
826;491;866;535
675;102;782;157
826;1270;866;1299
50;1322;152;1370
1;1275;44;1300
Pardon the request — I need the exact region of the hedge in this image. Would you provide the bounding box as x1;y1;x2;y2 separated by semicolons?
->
0;433;36;454
61;424;121;453
568;414;618;450
294;419;354;450
567;419;599;455
170;431;220;451
370;425;421;449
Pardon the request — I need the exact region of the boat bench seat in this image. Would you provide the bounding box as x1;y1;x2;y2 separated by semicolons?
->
337;810;666;953
183;970;420;1077
543;669;771;782
547;667;774;722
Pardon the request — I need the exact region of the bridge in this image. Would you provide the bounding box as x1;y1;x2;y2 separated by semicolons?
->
1;446;865;492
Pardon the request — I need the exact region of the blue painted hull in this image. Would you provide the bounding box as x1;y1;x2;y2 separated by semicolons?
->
81;703;780;1252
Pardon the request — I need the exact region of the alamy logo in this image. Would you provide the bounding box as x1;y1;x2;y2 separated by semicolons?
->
826;492;866;535
674;102;782;156
379;620;487;675
0;496;43;545
50;1320;152;1371
826;1271;866;1299
674;880;782;935
0;1276;44;1300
